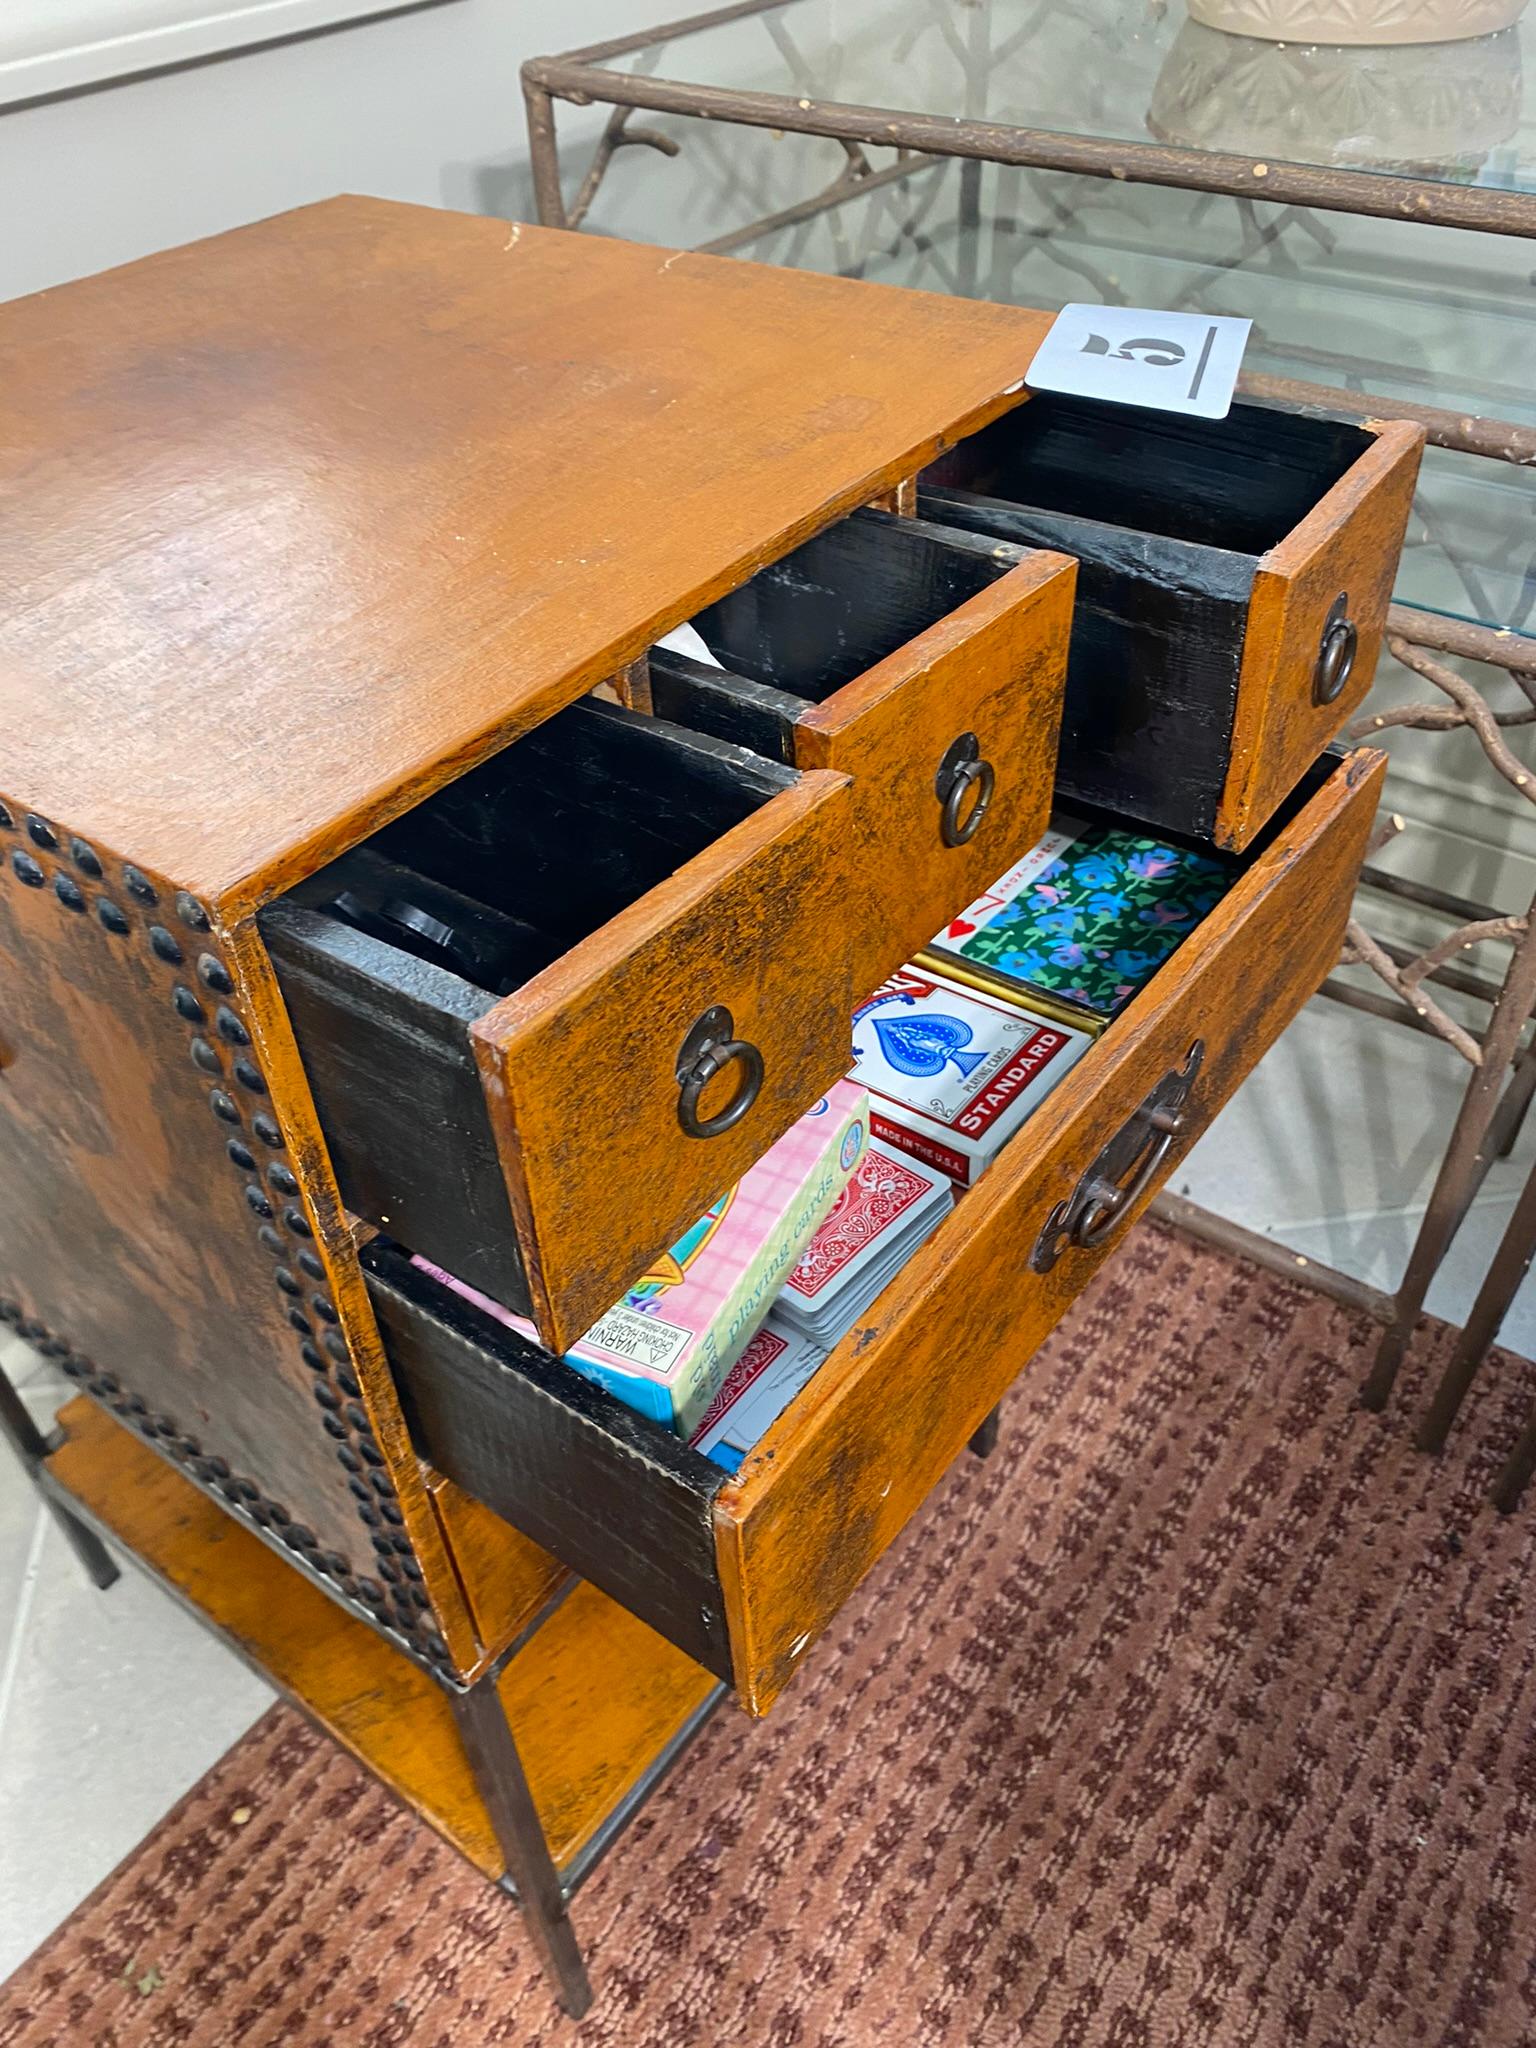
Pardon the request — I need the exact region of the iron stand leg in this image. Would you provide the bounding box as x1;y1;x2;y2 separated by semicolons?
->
1362;908;1536;1412
1493;1407;1536;1512
449;1676;592;2017
0;1365;119;1589
968;1404;1000;1460
522;76;570;229
1418;1150;1536;1454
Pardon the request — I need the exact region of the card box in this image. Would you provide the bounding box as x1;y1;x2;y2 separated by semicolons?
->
849;966;1092;1187
930;818;1234;1020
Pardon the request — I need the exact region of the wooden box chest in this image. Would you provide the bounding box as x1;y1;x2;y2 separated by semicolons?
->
0;198;1399;2012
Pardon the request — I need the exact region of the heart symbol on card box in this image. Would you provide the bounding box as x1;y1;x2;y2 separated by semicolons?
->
873;1012;986;1081
945;918;977;938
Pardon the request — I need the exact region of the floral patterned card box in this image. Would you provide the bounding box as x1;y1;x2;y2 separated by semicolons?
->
931;815;1236;1021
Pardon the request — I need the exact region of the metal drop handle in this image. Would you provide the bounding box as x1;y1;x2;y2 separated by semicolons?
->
1313;594;1358;708
1071;1105;1184;1250
676;1004;764;1140
935;732;997;848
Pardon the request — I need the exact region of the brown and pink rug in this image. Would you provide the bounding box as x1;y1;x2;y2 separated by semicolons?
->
4;1223;1536;2047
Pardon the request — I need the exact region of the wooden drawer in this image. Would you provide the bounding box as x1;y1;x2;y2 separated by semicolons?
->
362;745;1386;1714
647;508;1075;995
263;696;857;1355
920;395;1420;851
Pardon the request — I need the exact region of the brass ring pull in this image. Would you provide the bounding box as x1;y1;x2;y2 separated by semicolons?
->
676;1005;764;1140
935;733;997;848
1313;595;1358;708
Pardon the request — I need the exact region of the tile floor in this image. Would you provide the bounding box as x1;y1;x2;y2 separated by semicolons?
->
3;992;1534;1982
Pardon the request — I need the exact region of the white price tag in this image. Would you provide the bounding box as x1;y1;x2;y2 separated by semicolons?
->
1026;305;1252;421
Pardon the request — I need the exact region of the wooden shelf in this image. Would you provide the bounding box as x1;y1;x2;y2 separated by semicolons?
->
47;1398;720;1881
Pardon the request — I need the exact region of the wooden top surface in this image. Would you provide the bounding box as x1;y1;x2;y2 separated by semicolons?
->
0;196;1051;909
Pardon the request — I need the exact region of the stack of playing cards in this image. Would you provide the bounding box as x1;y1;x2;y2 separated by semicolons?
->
849;964;1093;1187
774;1139;952;1347
412;1079;868;1440
927;814;1235;1023
690;1313;826;1473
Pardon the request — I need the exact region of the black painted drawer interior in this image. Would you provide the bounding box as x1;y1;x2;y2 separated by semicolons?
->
920;395;1375;840
647;505;1022;756
262;695;804;1316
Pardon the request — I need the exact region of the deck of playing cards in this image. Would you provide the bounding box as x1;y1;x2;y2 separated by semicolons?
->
412;1080;868;1439
690;1313;827;1473
929;815;1234;1021
850;965;1093;1187
776;1139;952;1347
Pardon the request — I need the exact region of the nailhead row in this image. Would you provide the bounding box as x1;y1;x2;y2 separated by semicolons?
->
0;806;453;1673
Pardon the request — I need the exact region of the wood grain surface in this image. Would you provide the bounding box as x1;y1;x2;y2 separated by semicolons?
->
0;197;1052;913
1218;420;1422;849
424;1472;570;1661
471;769;856;1354
712;748;1387;1713
792;543;1074;994
48;1398;718;1877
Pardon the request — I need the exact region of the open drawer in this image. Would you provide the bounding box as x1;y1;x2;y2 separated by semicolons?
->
646;507;1074;995
262;696;857;1355
362;744;1386;1714
920;395;1420;852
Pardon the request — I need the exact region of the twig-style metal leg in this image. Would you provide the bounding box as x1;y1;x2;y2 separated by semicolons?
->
522;77;569;230
1363;908;1536;1412
968;1405;1000;1460
1418;1154;1536;1455
0;1365;119;1589
450;1677;592;2017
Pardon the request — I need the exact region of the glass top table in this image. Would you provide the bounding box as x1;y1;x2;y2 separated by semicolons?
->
524;2;1535;630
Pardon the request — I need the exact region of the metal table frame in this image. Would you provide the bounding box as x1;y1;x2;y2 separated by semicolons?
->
523;1;1536;1469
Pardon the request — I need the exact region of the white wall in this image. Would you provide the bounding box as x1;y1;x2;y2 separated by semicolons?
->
0;0;643;302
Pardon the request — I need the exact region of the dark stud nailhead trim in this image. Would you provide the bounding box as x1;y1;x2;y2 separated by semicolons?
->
244;1184;274;1218
282;1206;312;1239
286;1313;312;1342
300;1342;327;1373
209;1089;241;1125
322;1414;348;1439
257;1226;284;1256
11;850;44;886
402;1558;424;1583
232;1059;266;1094
215;1007;249;1046
379;1500;404;1525
24;815;57;850
148;925;184;964
348;1477;371;1502
273;1267;300;1297
335;1445;362;1472
297;1250;324;1281
323;1551;349;1576
175;891;210;931
313;1382;340;1411
336;1368;361;1399
197;952;233;994
206;1456;230;1478
227;1140;256;1171
357;1439;383;1467
191;1038;223;1076
377;1557;400;1583
96;899;130;934
173;985;206;1024
123;867;158;904
267;1163;299;1196
369;1470;394;1497
70;839;102;877
311;1296;338;1324
343;1403;371;1433
0;1301;18;1322
252;1114;283;1148
357;1580;385;1605
356;1502;380;1527
53;875;85;912
0;801;11;830
322;1329;349;1364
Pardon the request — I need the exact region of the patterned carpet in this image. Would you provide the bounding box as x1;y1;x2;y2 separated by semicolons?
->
5;1223;1536;2048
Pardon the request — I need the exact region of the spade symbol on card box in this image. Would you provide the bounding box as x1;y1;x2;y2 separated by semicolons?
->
873;1012;986;1080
